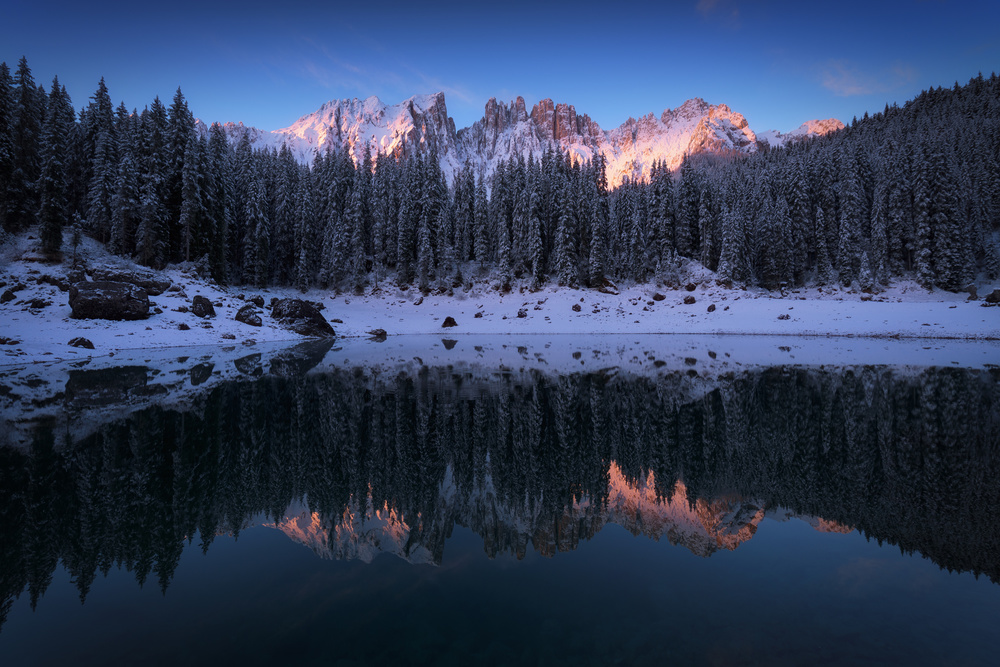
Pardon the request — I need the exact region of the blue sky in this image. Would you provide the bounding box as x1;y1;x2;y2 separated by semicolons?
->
3;0;998;133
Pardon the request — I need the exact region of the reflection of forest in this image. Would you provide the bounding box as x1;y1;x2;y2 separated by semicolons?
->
1;364;998;629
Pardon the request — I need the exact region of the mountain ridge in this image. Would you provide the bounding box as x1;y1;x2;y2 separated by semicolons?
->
200;92;843;188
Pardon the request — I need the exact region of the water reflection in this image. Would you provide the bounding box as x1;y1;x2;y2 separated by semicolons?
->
1;360;998;631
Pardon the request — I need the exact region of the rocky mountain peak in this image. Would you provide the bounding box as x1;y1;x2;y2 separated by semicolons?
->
208;92;841;188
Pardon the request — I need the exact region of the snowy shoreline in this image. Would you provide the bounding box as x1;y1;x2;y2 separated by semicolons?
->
2;232;999;370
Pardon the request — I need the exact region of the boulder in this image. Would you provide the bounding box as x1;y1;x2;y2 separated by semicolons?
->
270;298;335;337
984;289;1000;304
235;304;262;327
367;329;388;341
0;290;15;304
707;304;716;312
442;316;458;328
68;337;94;349
90;268;171;295
652;293;666;301
249;294;265;307
683;295;696;305
69;281;149;320
572;303;582;312
191;295;216;318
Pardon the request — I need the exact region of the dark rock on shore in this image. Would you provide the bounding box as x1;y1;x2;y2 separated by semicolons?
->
69;281;149;320
235;304;262;327
90;268;171;295
271;299;335;338
191;295;216;318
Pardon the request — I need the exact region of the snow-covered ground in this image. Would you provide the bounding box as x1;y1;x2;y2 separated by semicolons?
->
1;229;998;372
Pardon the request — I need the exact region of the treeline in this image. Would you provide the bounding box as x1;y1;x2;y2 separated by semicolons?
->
2;362;999;628
1;56;998;292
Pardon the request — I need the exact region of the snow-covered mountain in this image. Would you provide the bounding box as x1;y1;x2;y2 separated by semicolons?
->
756;118;846;149
204;93;842;188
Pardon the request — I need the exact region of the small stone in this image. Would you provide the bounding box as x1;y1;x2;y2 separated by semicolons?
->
474;311;483;318
249;295;265;307
683;295;696;305
984;289;1000;304
442;316;458;328
516;308;527;318
332;318;343;324
368;328;388;341
707;304;716;312
414;296;424;306
68;337;94;349
777;313;791;320
178;323;190;330
221;333;236;340
572;303;582;312
685;283;697;292
652;293;666;301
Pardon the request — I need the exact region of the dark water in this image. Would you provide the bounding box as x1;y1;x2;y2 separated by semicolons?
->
1;353;999;665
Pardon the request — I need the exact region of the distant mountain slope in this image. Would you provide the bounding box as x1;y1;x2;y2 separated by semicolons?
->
201;93;842;187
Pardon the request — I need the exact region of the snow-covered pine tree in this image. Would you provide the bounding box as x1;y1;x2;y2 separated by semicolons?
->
178;135;205;263
110;141;140;257
0;62;13;231
84;77;117;244
38;77;72;255
473;175;489;269
815;205;833;285
7;57;43;231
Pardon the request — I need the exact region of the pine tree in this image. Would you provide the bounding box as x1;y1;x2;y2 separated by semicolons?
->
815;206;833;285
38;78;72;255
135;177;165;267
676;155;699;256
178;136;205;263
0;62;15;231
8;57;43;231
553;180;577;286
870;185;889;286
588;197;605;287
109;143;140;256
85;77;117;243
473;176;489;268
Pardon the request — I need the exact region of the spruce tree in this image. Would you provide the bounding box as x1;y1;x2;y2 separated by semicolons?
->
0;62;15;231
38;78;71;255
8;57;43;231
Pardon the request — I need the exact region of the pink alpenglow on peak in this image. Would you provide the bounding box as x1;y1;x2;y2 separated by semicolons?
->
200;93;841;188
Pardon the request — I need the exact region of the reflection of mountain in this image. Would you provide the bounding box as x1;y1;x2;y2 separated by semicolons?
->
1;363;998;629
267;462;850;563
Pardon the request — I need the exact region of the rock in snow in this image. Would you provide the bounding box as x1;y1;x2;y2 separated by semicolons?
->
270;299;335;338
69;281;149;320
235;304;262;327
191;295;216;318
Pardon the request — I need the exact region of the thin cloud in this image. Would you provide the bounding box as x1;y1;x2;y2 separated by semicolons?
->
696;0;721;15
820;60;917;97
695;0;740;28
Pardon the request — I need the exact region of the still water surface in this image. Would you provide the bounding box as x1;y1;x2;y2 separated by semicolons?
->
1;345;998;665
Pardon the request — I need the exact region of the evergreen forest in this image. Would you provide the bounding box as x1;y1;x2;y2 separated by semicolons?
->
2;57;998;293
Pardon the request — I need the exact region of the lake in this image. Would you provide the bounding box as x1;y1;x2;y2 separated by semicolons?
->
1;338;999;665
